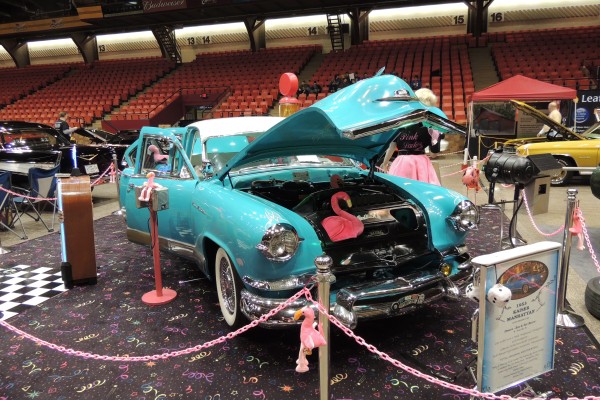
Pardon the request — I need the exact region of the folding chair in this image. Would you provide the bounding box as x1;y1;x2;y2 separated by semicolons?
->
0;171;27;240
14;165;60;233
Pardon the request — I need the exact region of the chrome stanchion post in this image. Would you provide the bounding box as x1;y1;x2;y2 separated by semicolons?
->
315;254;334;400
556;188;585;328
112;153;123;216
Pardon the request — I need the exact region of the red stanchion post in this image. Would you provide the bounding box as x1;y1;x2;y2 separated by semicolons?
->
135;173;176;305
141;197;177;305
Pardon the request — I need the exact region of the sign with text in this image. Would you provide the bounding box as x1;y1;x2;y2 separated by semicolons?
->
566;90;600;133
473;241;561;393
142;0;187;13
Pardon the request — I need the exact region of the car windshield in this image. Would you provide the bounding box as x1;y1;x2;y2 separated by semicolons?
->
1;127;67;149
205;132;355;174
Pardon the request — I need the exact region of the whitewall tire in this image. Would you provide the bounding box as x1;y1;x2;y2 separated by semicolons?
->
215;247;244;328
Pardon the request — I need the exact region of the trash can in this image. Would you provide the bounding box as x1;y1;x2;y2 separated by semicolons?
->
524;175;551;215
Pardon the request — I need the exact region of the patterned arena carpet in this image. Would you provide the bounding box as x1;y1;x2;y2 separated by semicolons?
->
0;210;598;399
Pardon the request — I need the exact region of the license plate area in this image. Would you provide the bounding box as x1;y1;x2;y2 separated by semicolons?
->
84;164;99;174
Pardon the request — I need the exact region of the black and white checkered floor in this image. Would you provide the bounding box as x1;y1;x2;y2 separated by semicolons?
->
0;265;67;320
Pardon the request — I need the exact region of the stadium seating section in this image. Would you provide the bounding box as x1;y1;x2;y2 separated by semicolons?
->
0;26;598;129
491;26;599;90
0;57;175;126
311;35;474;123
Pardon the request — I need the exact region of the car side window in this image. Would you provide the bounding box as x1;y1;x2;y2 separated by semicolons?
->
141;137;192;180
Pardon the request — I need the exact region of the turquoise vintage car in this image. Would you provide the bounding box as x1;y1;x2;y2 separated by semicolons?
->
119;74;479;329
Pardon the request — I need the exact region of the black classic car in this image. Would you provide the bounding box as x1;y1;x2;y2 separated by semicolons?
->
0;121;129;186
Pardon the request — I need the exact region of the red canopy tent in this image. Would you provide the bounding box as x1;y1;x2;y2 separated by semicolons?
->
470;75;577;102
466;75;577;159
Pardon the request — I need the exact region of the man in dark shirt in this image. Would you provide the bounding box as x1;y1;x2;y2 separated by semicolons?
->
309;81;322;94
54;112;77;140
410;75;422;90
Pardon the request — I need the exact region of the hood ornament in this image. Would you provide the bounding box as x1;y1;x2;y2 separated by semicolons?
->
376;88;415;102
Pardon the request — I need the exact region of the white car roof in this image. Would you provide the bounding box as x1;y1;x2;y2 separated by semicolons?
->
187;116;285;141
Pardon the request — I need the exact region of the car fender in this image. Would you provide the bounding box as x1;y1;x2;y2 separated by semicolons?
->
519;140;600;169
375;172;471;250
190;180;323;283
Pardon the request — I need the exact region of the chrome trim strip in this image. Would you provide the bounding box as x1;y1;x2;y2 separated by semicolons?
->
240;291;310;328
192;202;207;215
342;110;467;140
126;228;196;260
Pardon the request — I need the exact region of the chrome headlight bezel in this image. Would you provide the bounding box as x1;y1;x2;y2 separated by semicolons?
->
256;223;300;262
448;200;479;232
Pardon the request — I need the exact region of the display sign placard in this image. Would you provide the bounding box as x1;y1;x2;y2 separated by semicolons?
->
570;90;600;133
473;241;561;393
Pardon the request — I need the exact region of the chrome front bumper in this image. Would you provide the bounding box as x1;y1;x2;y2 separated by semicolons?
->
240;267;472;329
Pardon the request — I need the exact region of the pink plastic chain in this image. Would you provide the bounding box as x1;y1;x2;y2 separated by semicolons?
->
0;164;115;202
0;287;309;362
304;290;600;400
91;163;117;186
577;207;600;274
522;190;564;237
441;154;491;179
441;168;465;178
3;281;600;399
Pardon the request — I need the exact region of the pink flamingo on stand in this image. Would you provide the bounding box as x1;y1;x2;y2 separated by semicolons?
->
569;207;585;251
294;306;327;373
321;192;364;242
138;172;160;202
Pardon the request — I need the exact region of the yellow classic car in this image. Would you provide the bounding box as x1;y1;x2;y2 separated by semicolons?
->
506;100;600;185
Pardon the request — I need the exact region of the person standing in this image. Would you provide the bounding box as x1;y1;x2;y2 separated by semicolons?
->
414;88;444;159
537;101;562;137
381;124;442;185
54;112;77;140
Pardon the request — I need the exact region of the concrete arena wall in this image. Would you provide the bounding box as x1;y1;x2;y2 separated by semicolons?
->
2;4;599;66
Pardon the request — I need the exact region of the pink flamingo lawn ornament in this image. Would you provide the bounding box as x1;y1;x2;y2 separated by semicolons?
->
138;172;160;202
569;207;585;251
294;306;327;373
462;165;481;192
321;192;364;242
148;144;168;163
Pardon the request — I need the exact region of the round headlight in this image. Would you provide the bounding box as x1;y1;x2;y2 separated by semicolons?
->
448;200;479;232
256;223;299;262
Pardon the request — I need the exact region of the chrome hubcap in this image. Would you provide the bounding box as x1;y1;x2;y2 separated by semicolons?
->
219;257;235;314
552;170;566;184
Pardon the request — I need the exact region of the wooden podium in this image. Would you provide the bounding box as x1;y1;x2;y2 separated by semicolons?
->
57;175;97;287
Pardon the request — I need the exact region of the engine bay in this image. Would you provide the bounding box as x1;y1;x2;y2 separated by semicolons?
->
244;175;432;273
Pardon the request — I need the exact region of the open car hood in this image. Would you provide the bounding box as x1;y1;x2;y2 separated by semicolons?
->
216;74;466;179
510;100;584;140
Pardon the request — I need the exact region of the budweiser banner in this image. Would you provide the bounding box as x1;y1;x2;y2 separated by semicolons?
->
142;0;187;13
